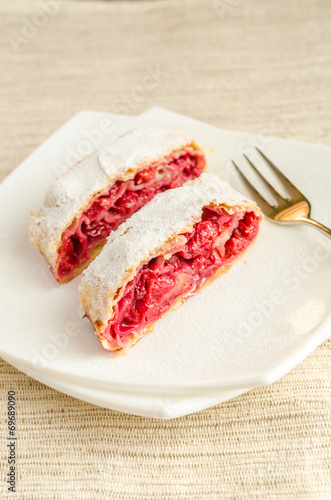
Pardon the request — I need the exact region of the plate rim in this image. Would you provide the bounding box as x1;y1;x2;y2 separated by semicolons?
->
0;315;330;394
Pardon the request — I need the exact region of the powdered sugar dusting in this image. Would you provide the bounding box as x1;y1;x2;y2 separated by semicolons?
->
80;173;261;327
29;128;194;270
98;128;192;176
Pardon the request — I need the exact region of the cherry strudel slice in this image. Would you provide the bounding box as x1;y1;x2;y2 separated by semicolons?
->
29;128;206;283
79;173;262;351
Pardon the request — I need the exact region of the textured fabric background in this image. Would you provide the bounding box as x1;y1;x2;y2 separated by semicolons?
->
1;0;331;498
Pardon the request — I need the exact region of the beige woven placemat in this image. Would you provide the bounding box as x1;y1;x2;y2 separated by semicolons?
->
1;0;331;498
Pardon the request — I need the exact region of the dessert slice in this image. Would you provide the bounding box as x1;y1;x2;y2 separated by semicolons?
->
29;128;206;283
79;173;262;351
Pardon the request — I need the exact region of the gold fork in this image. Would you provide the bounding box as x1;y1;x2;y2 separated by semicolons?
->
232;148;331;238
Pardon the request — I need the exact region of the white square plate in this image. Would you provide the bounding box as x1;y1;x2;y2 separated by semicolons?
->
0;108;330;395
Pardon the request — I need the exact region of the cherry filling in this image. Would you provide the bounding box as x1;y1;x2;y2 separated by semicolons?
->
102;207;260;348
57;150;205;281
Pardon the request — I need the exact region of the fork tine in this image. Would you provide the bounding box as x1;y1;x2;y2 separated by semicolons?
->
232;160;275;214
243;153;287;206
256;148;304;199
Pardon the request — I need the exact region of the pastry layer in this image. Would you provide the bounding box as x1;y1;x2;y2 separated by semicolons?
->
29;128;206;283
79;173;262;351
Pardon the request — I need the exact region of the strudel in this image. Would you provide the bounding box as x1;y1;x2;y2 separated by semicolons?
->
79;173;262;351
29;128;206;283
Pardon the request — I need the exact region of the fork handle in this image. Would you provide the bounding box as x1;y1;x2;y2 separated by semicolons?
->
297;217;331;238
